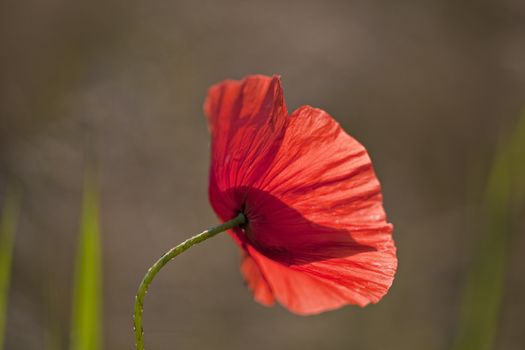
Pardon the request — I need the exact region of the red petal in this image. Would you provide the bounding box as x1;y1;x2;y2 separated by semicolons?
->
240;252;275;307
240;106;396;314
246;242;396;315
205;75;288;222
245;105;394;255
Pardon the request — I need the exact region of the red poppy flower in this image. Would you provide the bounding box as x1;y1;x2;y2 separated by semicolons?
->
204;74;397;315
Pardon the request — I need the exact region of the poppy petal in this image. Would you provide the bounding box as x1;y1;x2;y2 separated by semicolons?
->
246;241;396;315
247;105;394;256
205;75;289;222
240;252;275;307
241;106;396;313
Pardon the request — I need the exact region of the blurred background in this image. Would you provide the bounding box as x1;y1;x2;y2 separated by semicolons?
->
1;0;524;349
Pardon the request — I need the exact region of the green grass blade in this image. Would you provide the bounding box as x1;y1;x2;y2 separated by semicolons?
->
510;112;525;203
70;171;102;350
0;187;21;350
453;112;525;350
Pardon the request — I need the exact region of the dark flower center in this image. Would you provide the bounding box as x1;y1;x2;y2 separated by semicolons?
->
237;203;249;230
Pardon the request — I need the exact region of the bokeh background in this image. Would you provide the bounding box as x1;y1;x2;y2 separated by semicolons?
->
1;0;524;349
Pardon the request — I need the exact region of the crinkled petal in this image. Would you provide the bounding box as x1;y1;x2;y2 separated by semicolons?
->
205;75;288;222
245;105;395;256
244;238;395;315
240;252;274;307
245;245;369;315
240;106;396;314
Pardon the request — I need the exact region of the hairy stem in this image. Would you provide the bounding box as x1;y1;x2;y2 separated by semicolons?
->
133;213;246;350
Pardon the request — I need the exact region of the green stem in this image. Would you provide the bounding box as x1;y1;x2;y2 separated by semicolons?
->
133;213;246;350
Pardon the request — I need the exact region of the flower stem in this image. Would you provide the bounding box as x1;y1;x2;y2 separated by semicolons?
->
133;213;246;350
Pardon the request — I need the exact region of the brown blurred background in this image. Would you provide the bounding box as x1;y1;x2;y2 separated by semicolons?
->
1;0;524;349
